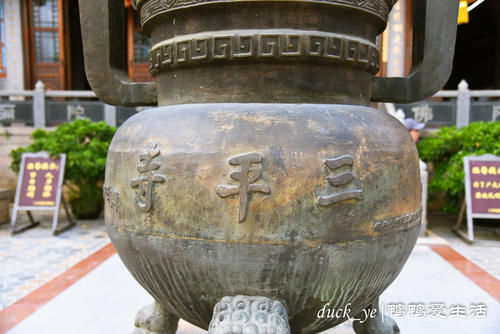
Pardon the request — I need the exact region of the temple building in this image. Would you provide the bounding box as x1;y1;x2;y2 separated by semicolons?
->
0;0;152;91
0;0;497;92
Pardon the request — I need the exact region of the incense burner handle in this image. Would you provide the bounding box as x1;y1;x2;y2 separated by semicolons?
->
79;0;156;106
371;0;460;103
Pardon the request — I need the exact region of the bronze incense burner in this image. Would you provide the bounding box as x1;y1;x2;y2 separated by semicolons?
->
79;0;459;333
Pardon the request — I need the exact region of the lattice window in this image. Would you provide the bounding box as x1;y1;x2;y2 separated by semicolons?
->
133;14;150;64
32;0;59;63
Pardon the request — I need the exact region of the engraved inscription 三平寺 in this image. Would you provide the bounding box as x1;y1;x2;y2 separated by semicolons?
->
216;152;271;222
149;30;380;75
130;142;167;212
318;154;363;207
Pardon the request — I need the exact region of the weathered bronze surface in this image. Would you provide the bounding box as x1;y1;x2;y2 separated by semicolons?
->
79;0;460;333
106;103;420;333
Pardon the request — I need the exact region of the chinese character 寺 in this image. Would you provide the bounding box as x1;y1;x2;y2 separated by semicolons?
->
130;143;167;212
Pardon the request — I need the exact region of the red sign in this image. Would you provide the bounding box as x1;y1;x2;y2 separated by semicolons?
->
468;160;500;214
18;156;62;207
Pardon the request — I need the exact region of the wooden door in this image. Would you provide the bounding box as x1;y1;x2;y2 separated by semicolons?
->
25;0;69;90
126;6;153;82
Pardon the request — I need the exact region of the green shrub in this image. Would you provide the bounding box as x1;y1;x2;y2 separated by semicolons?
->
417;122;500;213
10;119;116;218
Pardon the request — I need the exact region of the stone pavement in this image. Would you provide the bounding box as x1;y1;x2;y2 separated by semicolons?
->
0;213;109;311
0;212;499;333
2;246;499;334
426;213;500;280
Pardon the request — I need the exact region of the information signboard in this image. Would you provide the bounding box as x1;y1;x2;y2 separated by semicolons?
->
11;152;75;235
455;154;500;243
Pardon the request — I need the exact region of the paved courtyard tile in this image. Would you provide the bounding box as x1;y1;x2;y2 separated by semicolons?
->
427;213;500;280
0;215;109;311
1;212;499;333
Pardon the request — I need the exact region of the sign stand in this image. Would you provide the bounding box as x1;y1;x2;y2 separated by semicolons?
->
11;152;76;235
453;154;500;243
11;210;40;234
453;200;472;244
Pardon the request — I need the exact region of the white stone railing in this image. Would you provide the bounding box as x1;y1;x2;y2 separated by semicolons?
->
433;80;500;128
1;79;499;129
0;80;118;128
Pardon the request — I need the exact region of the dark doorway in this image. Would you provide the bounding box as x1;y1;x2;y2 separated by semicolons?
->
66;0;89;90
445;0;500;90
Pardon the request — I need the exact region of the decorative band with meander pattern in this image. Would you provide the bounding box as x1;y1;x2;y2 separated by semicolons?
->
148;29;380;74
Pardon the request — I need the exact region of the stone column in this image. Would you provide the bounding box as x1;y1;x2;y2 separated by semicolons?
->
33;81;46;128
4;0;25;93
386;0;407;77
104;104;117;127
456;80;471;129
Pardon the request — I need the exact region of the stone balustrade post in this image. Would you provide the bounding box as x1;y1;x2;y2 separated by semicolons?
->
456;79;470;129
33;80;46;128
104;104;117;127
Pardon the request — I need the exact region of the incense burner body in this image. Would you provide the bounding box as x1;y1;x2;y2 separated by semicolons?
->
79;0;459;333
105;102;421;332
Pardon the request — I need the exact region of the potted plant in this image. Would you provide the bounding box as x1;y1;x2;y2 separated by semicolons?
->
10;119;116;219
417;121;500;213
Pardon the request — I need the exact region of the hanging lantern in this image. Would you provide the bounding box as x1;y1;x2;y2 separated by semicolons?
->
458;0;469;24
